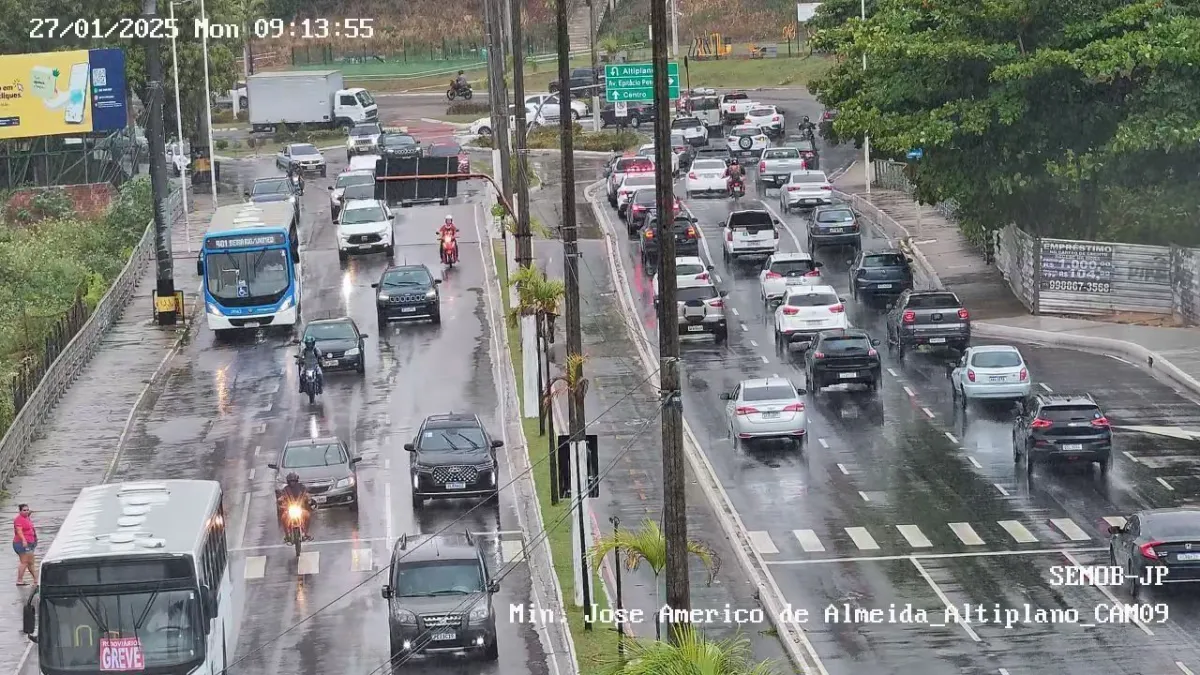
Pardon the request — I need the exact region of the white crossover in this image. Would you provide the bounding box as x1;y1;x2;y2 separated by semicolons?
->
336;199;395;261
684;159;730;198
759;252;825;303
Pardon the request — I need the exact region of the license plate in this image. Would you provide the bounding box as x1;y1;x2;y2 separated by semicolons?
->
839;372;857;379
401;307;417;313
431;630;456;641
826;228;844;233
1062;444;1083;451
761;412;780;418
990;376;1005;382
445;481;467;490
876;284;893;289
357;244;373;249
786;278;807;285
312;495;326;504
243;321;260;328
928;337;946;344
322;359;338;366
686;325;705;332
1178;553;1200;561
802;199;817;204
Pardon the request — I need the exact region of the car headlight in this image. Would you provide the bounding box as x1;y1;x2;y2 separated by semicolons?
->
425;290;436;299
206;303;223;316
468;605;490;622
392;608;417;623
336;476;355;488
344;347;360;357
377;293;389;301
289;196;296;203
277;297;294;312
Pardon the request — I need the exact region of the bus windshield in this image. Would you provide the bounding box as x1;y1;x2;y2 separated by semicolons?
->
206;247;291;305
40;589;204;671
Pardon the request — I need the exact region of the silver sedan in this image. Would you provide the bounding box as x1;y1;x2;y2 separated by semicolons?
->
950;345;1032;405
720;376;808;448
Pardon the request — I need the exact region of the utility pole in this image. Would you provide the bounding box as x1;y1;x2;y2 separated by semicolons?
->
588;0;601;133
651;0;689;644
485;0;514;202
861;0;871;194
557;0;591;630
669;0;680;58
511;0;532;268
144;0;177;326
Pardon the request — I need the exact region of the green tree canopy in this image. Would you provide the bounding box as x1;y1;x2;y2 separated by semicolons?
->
809;0;1200;246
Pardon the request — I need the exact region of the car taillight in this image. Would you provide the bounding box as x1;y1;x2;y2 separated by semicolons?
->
774;229;780;239
686;226;696;237
772;115;780;121
820;185;832;190
726;231;733;242
765;271;782;279
688;172;697;179
867;348;877;356
696;272;708;280
829;304;844;313
902;311;916;323
813;351;824;359
1140;541;1163;560
958;308;970;320
783;403;804;412
804;269;820;277
709;299;724;308
782;306;799;315
788;186;801;191
1092;416;1110;428
727;137;737;142
1019;368;1027;381
758;162;766;172
1030;418;1052;429
967;369;975;382
735;406;758;415
644;229;654;239
633;205;645;212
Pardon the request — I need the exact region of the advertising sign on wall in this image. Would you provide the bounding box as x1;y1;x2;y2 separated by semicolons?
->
0;48;128;140
1039;239;1114;293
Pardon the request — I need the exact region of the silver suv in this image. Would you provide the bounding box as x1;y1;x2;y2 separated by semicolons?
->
677;283;728;343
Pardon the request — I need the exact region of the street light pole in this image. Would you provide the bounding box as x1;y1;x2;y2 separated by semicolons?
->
861;0;871;194
670;0;680;59
168;0;191;253
143;0;177;325
200;0;218;205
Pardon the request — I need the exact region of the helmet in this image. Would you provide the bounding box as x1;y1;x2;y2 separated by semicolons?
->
730;157;739;164
303;335;316;348
286;472;300;485
444;215;454;224
458;70;464;75
802;115;810;122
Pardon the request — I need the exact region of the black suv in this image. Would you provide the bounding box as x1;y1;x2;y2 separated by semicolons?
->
382;532;499;662
848;250;913;301
600;102;654;128
805;329;882;396
1013;393;1113;476
406;413;504;508
298;318;367;374
373;265;442;326
640;214;700;266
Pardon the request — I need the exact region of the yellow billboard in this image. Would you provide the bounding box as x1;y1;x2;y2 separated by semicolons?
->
0;49;128;140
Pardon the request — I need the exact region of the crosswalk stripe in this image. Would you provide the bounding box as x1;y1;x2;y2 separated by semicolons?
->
350;548;373;572
1051;518;1091;541
244;555;266;579
845;527;879;550
896;524;932;548
749;530;779;555
297;551;320;575
998;520;1038;543
1104;516;1127;528
949;522;984;546
501;539;525;564
792;529;825;552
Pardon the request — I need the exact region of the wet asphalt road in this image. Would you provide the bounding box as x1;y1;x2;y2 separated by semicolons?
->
18;155;548;675
589;163;1200;672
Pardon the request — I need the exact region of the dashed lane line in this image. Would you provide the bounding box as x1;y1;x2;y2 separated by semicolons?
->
760;355;769;363
886;367;899;377
1158;477;1175;491
912;557;982;642
1123;451;1141;464
749;339;758;347
741;323;750;332
1177;662;1195;675
968;456;983;469
945;431;958;444
922;407;935;418
1039;383;1052;392
818;438;830;449
994;484;1010;496
1061;549;1154;636
903;385;916;397
858;491;871;502
836;462;848;474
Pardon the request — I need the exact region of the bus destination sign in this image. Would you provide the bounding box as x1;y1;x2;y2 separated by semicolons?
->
206;233;286;250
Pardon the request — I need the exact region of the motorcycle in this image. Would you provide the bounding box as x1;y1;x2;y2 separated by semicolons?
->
797;124;817;142
440;233;459;267
297;359;323;404
446;81;473;101
282;500;307;557
728;176;745;199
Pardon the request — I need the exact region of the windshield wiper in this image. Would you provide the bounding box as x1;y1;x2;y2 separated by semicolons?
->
450;431;482;449
439;433;463;451
384;280;420;287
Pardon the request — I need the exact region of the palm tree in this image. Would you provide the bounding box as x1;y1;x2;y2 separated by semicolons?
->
599;36;622;62
601;624;780;675
590;519;719;638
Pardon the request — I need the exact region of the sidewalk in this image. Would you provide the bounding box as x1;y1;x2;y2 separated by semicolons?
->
0;195;213;671
834;164;1200;399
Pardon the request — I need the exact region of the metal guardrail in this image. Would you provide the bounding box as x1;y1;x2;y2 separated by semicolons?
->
0;187;183;489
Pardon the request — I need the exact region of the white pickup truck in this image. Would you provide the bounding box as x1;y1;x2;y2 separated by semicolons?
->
720;92;758;125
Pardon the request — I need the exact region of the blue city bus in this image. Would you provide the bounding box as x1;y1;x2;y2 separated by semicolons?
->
197;201;301;332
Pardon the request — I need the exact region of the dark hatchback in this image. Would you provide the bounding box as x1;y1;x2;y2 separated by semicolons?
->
848;251;913;300
1109;509;1200;596
794;139;819;170
270;436;361;509
373;265;442;325
805;329;883;394
1013;393;1113;475
300;318;367;374
807;204;860;251
406;413;504;509
628;188;682;232
640;215;700;264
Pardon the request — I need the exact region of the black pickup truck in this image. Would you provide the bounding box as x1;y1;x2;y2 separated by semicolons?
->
885;290;971;357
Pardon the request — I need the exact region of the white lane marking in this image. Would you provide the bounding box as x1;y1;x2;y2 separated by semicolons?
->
1107;354;1133;366
1000;669;1012;675
254;445;261;455
248;468;256;480
994;483;1010;496
944;431;958;444
731;307;740;316
297;550;320;575
757;199;803;250
1123;451;1141;464
14;642;33;675
998;520;1038;544
922;407;935;418
896;524;933;548
819;438;830;449
749;339;758;347
767;546;1107;566
502;539;526;564
903;385;916;397
887;367;899;377
235;495;252;550
232;536;391;552
713;274;722;283
949;522;985;546
911;557;982;641
350;548;373;572
1050;518;1091;541
793;529;826;552
1104;516;1127;528
968;456;982;469
836;462;848;474
1039;383;1052;392
384;459;391;470
845;527;879;550
1061;549;1154;635
385;482;394;545
742;323;750;332
858;491;870;502
243;555;267;579
760;355;769;363
1177;662;1195;675
1158;477;1175;490
749;530;779;554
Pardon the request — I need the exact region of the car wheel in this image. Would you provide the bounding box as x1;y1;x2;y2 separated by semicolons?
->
1025;444;1035;475
338;250;348;265
896;339;906;361
377;311;387;326
479;126;492;136
851;281;859;301
630;116;642;128
1099;454;1113;477
384;244;395;258
347;151;352;162
431;310;442;325
412;494;423;510
1126;564;1141;598
1012;433;1021;463
714;327;728;344
320;168;326;177
349;491;360;511
356;358;365;375
482;639;499;661
571;109;580;121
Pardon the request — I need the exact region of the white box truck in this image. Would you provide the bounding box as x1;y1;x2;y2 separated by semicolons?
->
247;70;379;133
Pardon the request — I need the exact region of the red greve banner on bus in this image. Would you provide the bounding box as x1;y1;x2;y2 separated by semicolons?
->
99;637;145;671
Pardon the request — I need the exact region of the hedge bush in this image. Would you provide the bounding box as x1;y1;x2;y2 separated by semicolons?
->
446;101;490;116
470;127;643;153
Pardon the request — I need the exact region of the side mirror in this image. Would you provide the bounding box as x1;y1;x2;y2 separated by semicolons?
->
196;260;204;276
381;585;393;599
370;283;379;288
719;291;728;298
267;462;278;470
433;279;442;285
403;443;415;451
814;261;824;267
243;191;251;199
719;392;733;400
795;387;808;395
870;338;880;346
906;257;914;263
350;456;363;464
487;580;500;592
1107;525;1124;535
839;297;846;303
359;334;369;340
845;259;854;266
491;439;504;448
706;265;715;271
290;338;301;345
327;185;333;190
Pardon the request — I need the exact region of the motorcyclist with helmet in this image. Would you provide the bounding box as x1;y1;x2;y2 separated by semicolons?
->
277;472;315;541
798;115;817;139
454;71;470;93
296;335;323;394
437;214;460;263
727;158;746;194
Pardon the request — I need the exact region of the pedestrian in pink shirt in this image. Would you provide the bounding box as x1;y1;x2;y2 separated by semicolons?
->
13;504;37;586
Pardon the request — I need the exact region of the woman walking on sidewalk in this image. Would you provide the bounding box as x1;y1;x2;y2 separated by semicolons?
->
13;504;38;586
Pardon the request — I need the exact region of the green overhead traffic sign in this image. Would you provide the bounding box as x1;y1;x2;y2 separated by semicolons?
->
604;62;680;103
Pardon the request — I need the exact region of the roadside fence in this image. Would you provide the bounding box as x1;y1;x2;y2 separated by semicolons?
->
871;159;1200;323
0;187;183;488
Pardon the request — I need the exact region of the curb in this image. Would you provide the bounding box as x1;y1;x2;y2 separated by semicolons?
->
585;180;829;675
419;117;473;130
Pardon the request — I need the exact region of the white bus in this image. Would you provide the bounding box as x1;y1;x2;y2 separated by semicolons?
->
38;481;239;675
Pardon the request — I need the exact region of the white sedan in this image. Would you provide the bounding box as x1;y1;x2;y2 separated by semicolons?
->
759;252;824;303
469;104;545;136
772;285;849;354
726;125;769;158
525;93;588;122
652;256;714;307
745;105;784;137
950;345;1032;404
616;173;657;217
636;143;679;176
683;159;730;198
